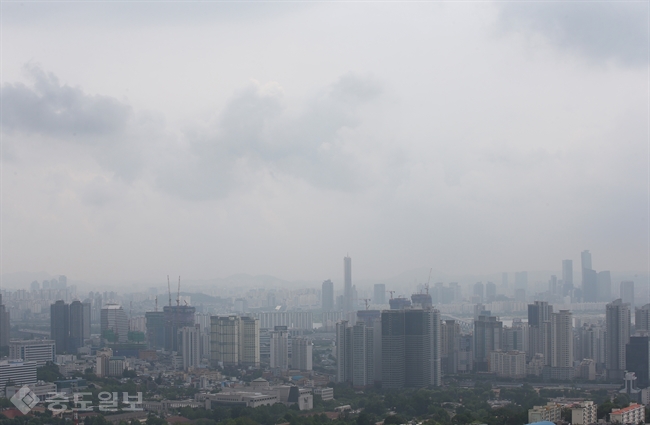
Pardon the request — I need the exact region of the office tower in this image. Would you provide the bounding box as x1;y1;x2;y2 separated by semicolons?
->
239;316;260;368
291;337;313;371
597;271;612;302
458;334;473;373
562;260;574;296
606;299;631;380
381;310;405;388
515;271;528;292
69;300;90;352
9;340;55;366
270;326;289;370
626;336;650;388
528;301;552;362
335;321;349;383
344;256;353;314
548;276;558;297
382;308;440;388
503;322;527;352
581;250;592;270
442;320;460;374
474;315;503;371
51;300;70;354
351;321;374;387
163;305;196;352
211;316;239;367
145;311;166;349
550;310;573;368
485;282;496;302
473;282;484;302
374;284;386;305
101;304;129;343
208;315;259;368
621;281;635;306
180;325;201;370
0;295;9;348
322;280;334;311
636;304;650;332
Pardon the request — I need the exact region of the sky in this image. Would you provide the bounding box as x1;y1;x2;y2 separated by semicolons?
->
1;1;649;286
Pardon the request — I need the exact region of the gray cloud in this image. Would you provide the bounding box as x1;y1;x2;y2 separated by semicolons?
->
1;65;132;138
157;74;384;200
498;2;648;67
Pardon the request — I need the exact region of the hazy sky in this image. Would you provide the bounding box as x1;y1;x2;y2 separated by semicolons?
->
1;1;648;285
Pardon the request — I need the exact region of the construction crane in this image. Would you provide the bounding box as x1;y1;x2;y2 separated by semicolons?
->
362;298;371;310
177;276;181;306
167;275;172;306
387;290;395;299
155;296;158;312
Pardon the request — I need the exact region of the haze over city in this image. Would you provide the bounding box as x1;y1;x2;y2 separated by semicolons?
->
1;2;648;287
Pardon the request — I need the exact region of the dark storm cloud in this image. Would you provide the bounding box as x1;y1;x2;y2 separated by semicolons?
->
1;65;132;138
498;2;648;67
157;74;384;200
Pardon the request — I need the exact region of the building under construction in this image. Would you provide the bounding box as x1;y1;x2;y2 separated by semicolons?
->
164;305;195;352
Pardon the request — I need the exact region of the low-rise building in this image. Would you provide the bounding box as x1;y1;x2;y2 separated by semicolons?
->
571;401;597;425
206;385;313;410
5;382;57;399
9;340;56;366
313;387;334;401
528;402;562;424
489;350;526;378
610;403;644;424
0;360;37;396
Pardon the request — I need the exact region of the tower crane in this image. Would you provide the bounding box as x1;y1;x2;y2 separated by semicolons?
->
177;276;181;306
167;275;172;306
362;298;371;310
387;290;395;299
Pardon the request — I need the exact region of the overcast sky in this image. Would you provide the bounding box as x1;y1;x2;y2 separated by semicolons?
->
1;1;648;286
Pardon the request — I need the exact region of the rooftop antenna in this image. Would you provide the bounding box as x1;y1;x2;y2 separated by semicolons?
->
177;276;181;306
167;275;172;306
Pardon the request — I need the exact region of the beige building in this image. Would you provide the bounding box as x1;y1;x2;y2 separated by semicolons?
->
571;401;597;425
210;315;260;368
610;403;644;424
528;403;562;424
489;350;526;379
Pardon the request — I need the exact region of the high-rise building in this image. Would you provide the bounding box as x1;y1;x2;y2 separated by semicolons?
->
351;321;374;388
9;340;55;366
621;281;635;306
581;251;598;302
485;282;496;302
473;282;484;303
163;305;196;352
344;256;353;314
606;299;631;380
548;276;558;297
322;280;334;311
69;300;90;352
382;308;441;388
373;284;386;305
335;320;349;383
211;316;240;367
145;311;166;348
515;272;528;292
636;304;650;332
581;250;592;270
239;316;260;368
528;301;552;362
474;315;503;371
597;271;612;302
442;320;460;374
100;304;129;343
180;325;201;370
270;326;289;370
209;315;259;368
51;300;70;354
550;310;573;368
626;336;650;388
562;260;574;296
0;360;37;391
0;295;10;348
291;337;313;371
